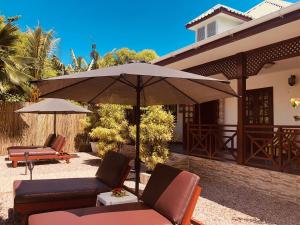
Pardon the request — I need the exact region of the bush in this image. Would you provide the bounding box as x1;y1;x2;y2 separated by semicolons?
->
129;106;174;170
81;104;129;157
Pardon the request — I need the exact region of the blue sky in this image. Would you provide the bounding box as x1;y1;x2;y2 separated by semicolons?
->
1;0;298;64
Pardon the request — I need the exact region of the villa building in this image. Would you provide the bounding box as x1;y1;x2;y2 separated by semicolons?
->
154;0;300;175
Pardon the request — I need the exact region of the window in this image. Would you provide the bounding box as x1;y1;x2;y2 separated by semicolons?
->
197;26;205;41
207;21;217;37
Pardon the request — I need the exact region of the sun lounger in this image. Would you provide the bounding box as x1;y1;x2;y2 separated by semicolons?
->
7;134;56;151
8;135;68;168
28;164;201;225
13;151;130;225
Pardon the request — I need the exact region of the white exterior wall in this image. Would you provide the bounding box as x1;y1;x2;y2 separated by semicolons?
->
223;69;300;126
216;15;243;34
174;105;183;142
193;14;245;42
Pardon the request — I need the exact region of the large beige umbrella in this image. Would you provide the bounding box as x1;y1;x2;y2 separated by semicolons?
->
32;62;237;193
16;98;91;136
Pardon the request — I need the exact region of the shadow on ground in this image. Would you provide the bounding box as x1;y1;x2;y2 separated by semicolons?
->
0;207;13;225
200;176;300;225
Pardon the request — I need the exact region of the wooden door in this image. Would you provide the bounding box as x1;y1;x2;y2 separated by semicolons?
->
245;87;274;126
245;87;274;160
200;100;219;124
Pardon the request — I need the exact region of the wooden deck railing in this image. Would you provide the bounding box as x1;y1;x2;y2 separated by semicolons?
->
186;124;300;174
186;124;237;161
245;125;300;174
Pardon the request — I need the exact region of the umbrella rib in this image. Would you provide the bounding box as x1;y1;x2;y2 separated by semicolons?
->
163;79;199;104
143;77;167;88
119;74;136;88
140;76;147;105
142;76;155;88
188;79;239;97
39;77;95;98
87;77;121;104
108;76;135;89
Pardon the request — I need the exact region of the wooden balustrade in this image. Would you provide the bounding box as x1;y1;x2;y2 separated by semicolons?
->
186;124;237;161
244;125;300;174
186;124;300;174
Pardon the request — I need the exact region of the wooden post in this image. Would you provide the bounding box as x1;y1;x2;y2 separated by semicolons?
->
237;53;247;165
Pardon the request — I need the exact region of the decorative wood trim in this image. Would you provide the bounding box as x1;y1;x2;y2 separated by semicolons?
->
156;9;300;67
185;36;300;79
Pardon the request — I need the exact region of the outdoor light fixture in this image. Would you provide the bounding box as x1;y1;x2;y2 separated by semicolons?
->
288;75;296;86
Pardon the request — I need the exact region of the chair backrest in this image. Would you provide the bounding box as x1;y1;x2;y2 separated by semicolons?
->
141;163;200;225
95;151;130;188
50;135;66;152
43;134;57;147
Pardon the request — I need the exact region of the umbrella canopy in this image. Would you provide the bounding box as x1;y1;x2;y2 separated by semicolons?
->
16;98;91;114
34;62;237;105
16;98;91;135
32;62;237;194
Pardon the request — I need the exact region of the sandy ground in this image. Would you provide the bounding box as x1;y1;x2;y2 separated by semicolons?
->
0;152;299;225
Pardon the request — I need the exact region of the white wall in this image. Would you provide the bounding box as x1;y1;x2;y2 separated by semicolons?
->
174;105;183;142
223;68;300;125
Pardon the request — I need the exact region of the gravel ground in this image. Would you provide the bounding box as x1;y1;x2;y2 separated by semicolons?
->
0;152;299;225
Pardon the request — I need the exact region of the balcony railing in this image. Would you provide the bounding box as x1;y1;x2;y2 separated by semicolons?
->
186;124;237;161
186;124;300;174
245;125;300;174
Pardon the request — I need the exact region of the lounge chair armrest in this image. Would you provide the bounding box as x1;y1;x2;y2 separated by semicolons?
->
7;146;43;150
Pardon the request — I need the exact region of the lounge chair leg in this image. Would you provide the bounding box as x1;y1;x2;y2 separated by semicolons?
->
12;161;18;168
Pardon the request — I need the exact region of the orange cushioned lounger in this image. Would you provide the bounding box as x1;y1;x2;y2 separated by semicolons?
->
28;164;202;225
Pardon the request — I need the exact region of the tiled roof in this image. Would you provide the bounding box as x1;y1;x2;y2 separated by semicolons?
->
186;4;253;28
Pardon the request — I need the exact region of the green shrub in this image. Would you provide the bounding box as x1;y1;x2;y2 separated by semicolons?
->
81;104;129;157
129;106;174;170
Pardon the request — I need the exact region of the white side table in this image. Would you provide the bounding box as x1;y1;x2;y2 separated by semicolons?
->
96;191;138;206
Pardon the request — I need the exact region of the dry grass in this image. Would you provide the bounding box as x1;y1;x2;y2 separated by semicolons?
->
0;152;299;225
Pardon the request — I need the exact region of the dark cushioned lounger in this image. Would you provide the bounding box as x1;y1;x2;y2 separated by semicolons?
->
13;151;130;225
28;164;201;225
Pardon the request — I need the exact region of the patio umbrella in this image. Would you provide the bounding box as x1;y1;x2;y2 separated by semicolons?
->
32;62;238;194
16;98;91;136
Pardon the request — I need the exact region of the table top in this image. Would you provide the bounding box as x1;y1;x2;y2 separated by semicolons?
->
97;191;138;206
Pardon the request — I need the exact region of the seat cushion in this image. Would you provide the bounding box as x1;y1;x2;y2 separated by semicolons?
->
141;163;200;225
28;203;173;225
9;148;57;156
96;151;130;188
14;178;110;204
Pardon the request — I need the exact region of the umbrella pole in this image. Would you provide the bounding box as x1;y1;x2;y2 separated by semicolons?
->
53;112;57;136
135;76;141;196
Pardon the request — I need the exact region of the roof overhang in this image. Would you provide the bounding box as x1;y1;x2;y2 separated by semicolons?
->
186;6;252;29
154;2;300;70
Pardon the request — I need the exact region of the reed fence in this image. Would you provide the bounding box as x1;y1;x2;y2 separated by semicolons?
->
0;102;89;155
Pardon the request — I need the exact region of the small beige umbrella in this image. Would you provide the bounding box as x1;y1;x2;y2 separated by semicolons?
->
32;62;238;194
16;98;91;136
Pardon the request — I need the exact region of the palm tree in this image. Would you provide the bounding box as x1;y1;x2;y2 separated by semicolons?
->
0;22;32;100
67;49;93;73
25;25;59;79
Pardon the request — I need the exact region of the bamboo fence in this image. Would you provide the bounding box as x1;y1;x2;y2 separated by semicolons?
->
0;102;89;155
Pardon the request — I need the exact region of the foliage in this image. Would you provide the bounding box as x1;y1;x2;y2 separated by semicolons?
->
95;48;158;68
129;106;175;170
0;17;33;101
290;98;300;108
81;104;129;157
23;24;60;79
